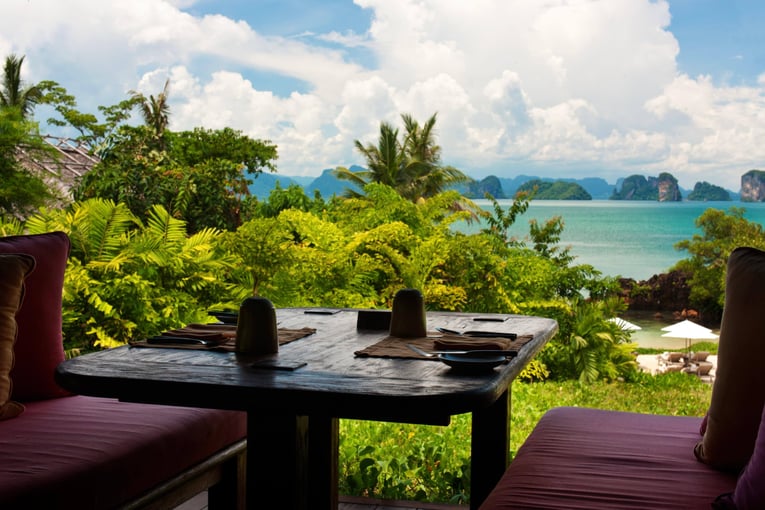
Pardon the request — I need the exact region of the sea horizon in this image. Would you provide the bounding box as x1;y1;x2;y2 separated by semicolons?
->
459;199;765;282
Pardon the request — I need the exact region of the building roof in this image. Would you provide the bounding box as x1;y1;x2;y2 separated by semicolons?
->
18;135;100;201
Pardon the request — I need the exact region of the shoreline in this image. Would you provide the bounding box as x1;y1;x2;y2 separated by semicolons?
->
620;310;720;350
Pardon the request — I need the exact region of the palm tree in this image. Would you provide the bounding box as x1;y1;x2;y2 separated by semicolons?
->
334;113;469;202
399;113;468;201
0;54;42;118
334;122;405;197
129;78;170;148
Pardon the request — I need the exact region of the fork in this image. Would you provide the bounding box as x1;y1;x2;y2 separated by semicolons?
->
406;344;517;358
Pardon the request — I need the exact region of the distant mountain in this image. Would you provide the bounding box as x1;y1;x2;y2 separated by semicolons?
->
287;175;316;187
558;177;612;199
741;169;765;202
250;167;752;203
459;175;506;198
248;172;299;199
495;175;612;199
305;165;365;198
611;173;681;201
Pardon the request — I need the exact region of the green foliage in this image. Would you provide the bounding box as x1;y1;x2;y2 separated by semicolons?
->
687;181;731;201
339;415;472;504
516;179;592;200
539;298;638;383
0;107;56;219
673;207;765;320
74;125;278;233
481;192;531;246
23;199;233;353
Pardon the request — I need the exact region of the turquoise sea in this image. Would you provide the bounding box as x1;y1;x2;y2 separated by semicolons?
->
463;200;765;282
458;200;765;348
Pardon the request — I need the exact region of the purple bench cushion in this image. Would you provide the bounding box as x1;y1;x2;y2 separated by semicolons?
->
0;395;246;509
0;232;71;401
479;407;737;509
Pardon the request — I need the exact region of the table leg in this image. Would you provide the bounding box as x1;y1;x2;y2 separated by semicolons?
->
308;415;339;509
470;388;511;510
246;412;339;510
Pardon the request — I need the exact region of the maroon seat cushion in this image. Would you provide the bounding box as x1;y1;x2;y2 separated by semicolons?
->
479;407;737;509
0;395;246;509
0;232;71;401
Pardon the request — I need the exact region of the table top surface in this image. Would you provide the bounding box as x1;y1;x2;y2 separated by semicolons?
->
55;308;557;424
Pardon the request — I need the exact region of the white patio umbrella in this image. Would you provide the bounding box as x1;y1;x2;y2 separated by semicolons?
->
661;319;712;334
608;317;642;331
661;320;718;362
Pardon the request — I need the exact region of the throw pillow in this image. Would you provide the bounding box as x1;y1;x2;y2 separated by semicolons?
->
0;232;71;401
713;402;765;510
0;254;35;420
695;246;765;472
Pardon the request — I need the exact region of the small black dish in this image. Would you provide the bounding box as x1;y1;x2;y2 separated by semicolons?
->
438;353;507;373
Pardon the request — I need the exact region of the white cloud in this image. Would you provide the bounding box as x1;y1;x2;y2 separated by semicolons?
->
2;0;764;190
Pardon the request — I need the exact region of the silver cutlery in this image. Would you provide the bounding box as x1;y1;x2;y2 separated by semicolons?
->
146;336;218;346
406;344;517;358
435;327;517;340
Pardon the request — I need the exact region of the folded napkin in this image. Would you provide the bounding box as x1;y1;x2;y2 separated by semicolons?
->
160;323;236;344
432;336;512;351
131;324;316;351
354;333;528;360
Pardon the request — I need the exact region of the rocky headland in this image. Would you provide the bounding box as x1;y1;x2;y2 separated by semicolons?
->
618;270;719;327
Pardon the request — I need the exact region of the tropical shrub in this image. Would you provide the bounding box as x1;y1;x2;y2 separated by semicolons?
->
674;207;765;320
21;199;234;354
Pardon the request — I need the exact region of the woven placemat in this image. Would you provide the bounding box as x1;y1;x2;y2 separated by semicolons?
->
354;333;533;360
129;325;316;352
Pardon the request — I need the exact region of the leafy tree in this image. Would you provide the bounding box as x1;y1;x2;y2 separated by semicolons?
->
129;78;170;149
0;107;56;219
252;182;325;218
334;113;469;202
74;125;278;233
41;80;139;157
0;54;60;218
673;207;765;320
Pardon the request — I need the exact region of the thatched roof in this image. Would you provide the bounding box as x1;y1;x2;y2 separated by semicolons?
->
18;135;100;202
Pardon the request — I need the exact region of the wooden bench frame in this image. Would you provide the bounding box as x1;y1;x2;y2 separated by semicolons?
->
122;439;247;510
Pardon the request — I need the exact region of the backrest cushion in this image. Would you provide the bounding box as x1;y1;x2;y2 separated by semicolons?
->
0;254;35;420
732;401;765;508
696;246;765;472
713;402;765;510
0;232;70;401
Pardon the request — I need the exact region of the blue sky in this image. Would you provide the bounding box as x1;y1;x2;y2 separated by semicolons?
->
3;0;765;191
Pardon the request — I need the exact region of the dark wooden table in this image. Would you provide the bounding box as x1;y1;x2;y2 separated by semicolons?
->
55;308;557;510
